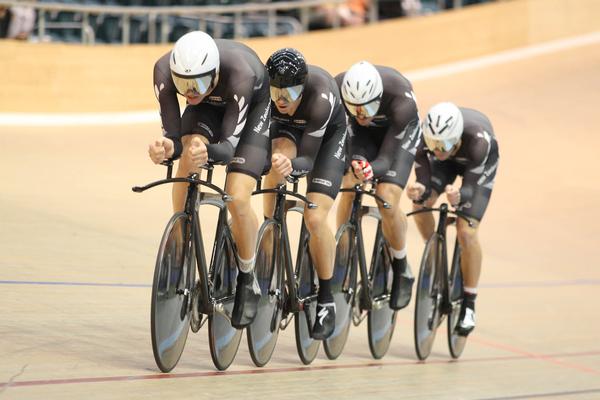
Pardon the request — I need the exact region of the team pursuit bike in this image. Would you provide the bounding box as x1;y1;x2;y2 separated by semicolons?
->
324;182;398;360
407;203;473;360
133;161;242;372
246;177;323;366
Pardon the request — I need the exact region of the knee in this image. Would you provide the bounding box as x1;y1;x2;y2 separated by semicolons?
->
377;185;401;216
457;225;478;249
304;209;327;235
226;186;252;216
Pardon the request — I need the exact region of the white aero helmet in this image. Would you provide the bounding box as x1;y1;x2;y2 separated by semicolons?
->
341;61;383;118
422;102;464;152
170;31;220;96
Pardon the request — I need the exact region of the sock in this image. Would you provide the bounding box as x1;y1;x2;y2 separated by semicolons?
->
238;254;255;273
389;246;407;260
317;278;333;304
464;286;478;295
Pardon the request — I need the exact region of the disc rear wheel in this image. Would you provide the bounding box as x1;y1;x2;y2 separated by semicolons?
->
324;224;357;360
367;234;397;359
294;233;320;364
447;240;466;358
247;221;283;367
208;237;243;371
414;235;442;361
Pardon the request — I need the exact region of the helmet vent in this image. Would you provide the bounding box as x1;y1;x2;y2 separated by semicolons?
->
201;53;208;66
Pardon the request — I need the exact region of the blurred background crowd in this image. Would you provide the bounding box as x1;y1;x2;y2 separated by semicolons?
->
0;0;493;44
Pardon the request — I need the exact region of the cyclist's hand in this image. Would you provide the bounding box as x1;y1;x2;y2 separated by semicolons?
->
407;182;426;201
148;138;174;164
351;159;373;182
445;185;460;207
189;136;208;167
272;153;293;177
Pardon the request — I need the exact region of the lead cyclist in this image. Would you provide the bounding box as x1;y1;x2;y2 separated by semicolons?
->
406;102;500;336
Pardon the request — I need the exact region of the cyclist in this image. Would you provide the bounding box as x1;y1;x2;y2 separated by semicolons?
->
335;61;421;310
263;48;347;340
147;31;271;329
406;102;499;336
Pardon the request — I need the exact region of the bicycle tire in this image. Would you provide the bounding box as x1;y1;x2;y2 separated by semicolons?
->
367;231;397;359
324;223;358;360
151;212;194;372
247;220;283;367
208;234;242;371
414;234;442;361
447;239;466;358
294;228;320;365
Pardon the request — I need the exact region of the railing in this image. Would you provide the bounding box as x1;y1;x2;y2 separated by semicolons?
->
0;0;350;44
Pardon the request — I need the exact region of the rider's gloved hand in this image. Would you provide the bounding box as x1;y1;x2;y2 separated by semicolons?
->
351;159;374;182
189;136;208;167
272;153;293;178
148;137;174;164
445;185;460;207
407;182;426;202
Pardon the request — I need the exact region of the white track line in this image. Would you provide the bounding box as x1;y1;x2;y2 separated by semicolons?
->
1;31;599;127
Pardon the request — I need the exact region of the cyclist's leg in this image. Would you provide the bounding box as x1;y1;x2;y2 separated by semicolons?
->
225;96;271;264
455;185;493;335
455;217;480;335
304;126;346;339
376;142;415;256
226;97;271;328
226;172;260;262
411;192;438;241
173;104;222;212
376;182;415;309
305;192;336;281
336;171;361;228
456;218;481;289
377;183;406;249
262;136;297;218
335;124;375;228
412;160;457;241
172;135;209;212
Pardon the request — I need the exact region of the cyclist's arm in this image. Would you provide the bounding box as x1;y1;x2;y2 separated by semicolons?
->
459;135;491;205
290;93;335;176
413;141;433;202
154;59;183;159
205;78;255;164
371;99;420;177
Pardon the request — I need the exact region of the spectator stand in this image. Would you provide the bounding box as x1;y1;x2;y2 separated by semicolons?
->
0;0;348;44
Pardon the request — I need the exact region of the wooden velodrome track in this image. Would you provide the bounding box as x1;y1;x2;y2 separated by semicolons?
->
1;1;600;398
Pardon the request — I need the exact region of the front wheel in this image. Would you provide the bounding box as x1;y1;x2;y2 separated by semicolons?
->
367;231;397;359
447;239;466;358
324;224;357;360
247;220;283;367
414;234;442;361
151;212;194;373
